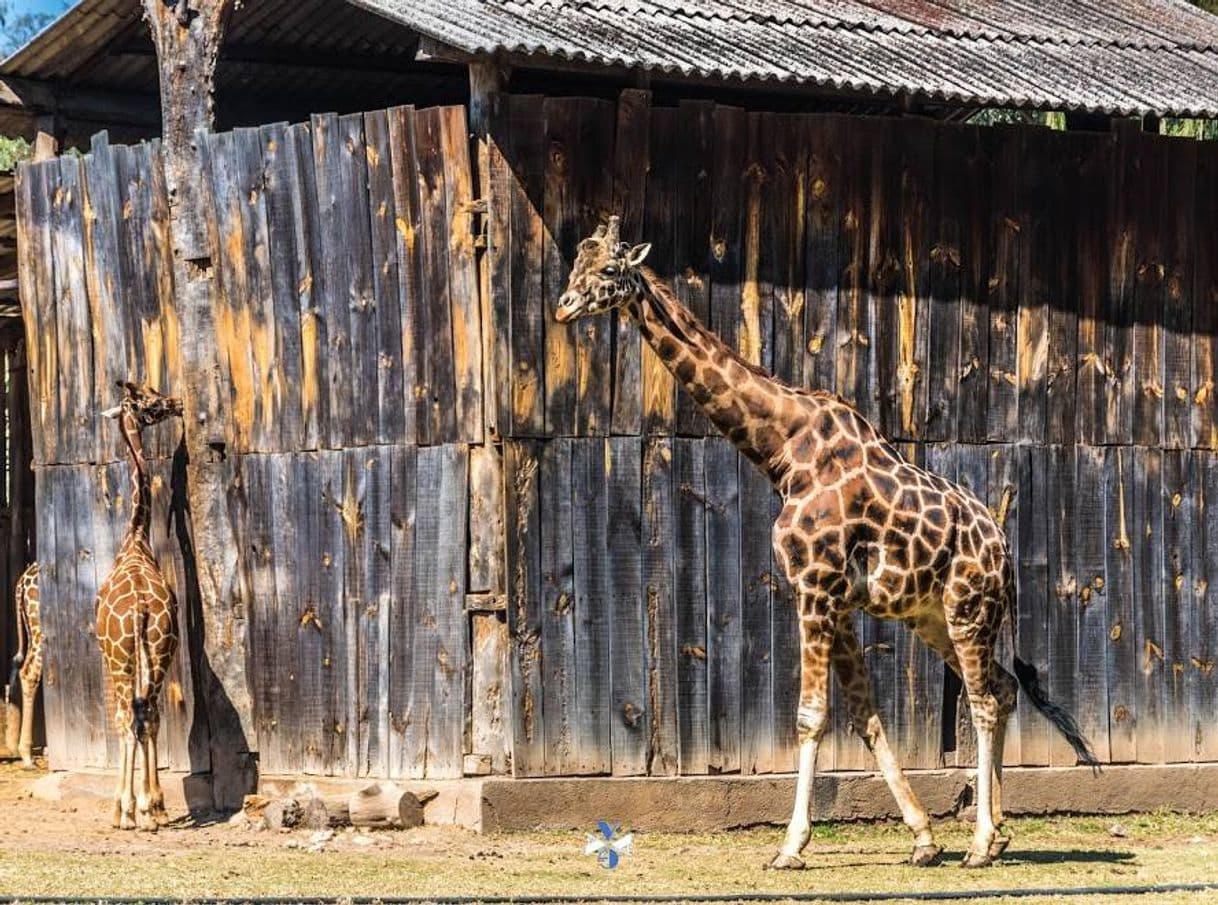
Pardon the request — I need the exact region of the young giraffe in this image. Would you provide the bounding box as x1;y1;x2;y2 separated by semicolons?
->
97;381;183;831
558;217;1097;869
5;562;42;767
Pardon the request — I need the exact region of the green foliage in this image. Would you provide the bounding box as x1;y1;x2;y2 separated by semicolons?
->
967;108;1065;130
0;134;30;173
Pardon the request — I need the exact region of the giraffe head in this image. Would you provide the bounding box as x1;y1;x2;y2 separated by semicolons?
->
555;215;652;323
101;382;183;427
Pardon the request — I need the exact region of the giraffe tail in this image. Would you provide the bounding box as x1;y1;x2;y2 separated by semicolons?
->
1012;656;1101;775
5;577;28;706
132;608;150;743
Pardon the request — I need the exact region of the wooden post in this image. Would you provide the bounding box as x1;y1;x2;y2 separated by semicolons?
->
466;58;512;774
141;0;256;811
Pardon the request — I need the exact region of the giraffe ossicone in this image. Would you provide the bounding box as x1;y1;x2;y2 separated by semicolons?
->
559;217;1098;869
96;380;183;831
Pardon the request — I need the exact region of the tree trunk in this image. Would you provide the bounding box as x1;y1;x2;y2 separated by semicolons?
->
141;0;256;812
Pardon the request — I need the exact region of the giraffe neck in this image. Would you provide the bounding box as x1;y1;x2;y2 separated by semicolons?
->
628;266;814;483
118;413;151;544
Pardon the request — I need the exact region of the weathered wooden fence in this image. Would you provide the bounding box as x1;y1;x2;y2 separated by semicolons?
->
15;92;1218;780
485;94;1218;776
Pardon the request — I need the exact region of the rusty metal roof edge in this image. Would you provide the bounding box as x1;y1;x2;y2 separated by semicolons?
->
529;0;1218;52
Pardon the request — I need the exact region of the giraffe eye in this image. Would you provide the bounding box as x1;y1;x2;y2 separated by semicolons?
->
601;265;618;277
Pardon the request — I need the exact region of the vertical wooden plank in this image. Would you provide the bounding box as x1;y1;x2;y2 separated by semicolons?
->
238;127;279;453
894;120;934;442
311;114;355;450
471;612;511;773
427;444;468;777
1133;133;1168;448
386;107;421;447
400;446;440;777
1105;447;1138;764
984;128;1020;444
266;452;302;772
1045;445;1078;767
503;440;544;774
204;130;261;456
82;134;131;464
287;122;329;450
504;97;547;438
1161;449;1194;763
572;100;616;437
770;114;808;392
438;106;484;443
673;438;707;773
1192;141;1218;451
542;98;579;438
1195;452;1218;761
1014;128;1052;447
802;115;842;396
606;437;646;774
77;465;109;765
243;455;281;770
468;444;505;596
740;113;775;375
293;453;327;774
571;438;612;774
707;104;747;372
1075;444;1111;764
1013;444;1049;765
834;117;874;415
51;156;93;464
485;105;514;441
642;437;679;774
416;108;462;445
386;445;420;777
1163;140;1196;452
922;126;963;442
739;456;773;773
1132;446;1167;764
610;89;651;436
539;438;576;774
957;129;993;443
641;106;677;435
673;100;715;437
362;110;407;447
1074;133;1111;447
869;119;903;440
259;123;307;452
704;437;741;774
33;467;65;767
320;449;350;775
1101;122;1140;447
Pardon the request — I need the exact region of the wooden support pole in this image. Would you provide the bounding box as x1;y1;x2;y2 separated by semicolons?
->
466;58;511;774
141;0;256;811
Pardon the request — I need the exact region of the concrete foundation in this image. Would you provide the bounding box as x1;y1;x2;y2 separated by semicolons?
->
29;763;1218;833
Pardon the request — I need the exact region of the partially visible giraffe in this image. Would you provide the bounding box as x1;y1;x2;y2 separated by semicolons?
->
557;217;1097;868
5;562;42;767
96;382;182;831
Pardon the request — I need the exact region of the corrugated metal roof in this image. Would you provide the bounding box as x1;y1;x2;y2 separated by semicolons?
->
350;0;1218;116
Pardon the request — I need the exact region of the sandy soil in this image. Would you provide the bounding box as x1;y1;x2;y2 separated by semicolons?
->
1;758;1217;903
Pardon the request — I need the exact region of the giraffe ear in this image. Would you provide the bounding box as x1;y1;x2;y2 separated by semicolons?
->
626;242;651;267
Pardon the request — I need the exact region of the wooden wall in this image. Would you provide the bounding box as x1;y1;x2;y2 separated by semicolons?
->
15;92;1218;781
15;106;482;778
487;95;1218;775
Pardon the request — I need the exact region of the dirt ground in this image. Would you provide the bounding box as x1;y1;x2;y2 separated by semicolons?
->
1;759;1216;903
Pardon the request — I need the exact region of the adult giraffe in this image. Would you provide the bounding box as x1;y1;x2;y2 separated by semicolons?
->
557;217;1097;869
97;382;182;831
6;562;42;767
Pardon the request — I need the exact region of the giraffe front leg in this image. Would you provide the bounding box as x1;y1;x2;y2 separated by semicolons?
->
17;658;40;769
770;601;834;870
831;619;940;867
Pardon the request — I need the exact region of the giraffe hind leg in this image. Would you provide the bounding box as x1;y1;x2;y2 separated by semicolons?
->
17;653;41;769
831;616;941;866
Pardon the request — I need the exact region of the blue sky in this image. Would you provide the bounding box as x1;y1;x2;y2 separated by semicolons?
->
9;0;69;15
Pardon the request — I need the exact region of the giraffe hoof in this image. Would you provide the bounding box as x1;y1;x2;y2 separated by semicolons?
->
909;844;944;867
961;848;993;869
768;853;806;871
988;836;1011;860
